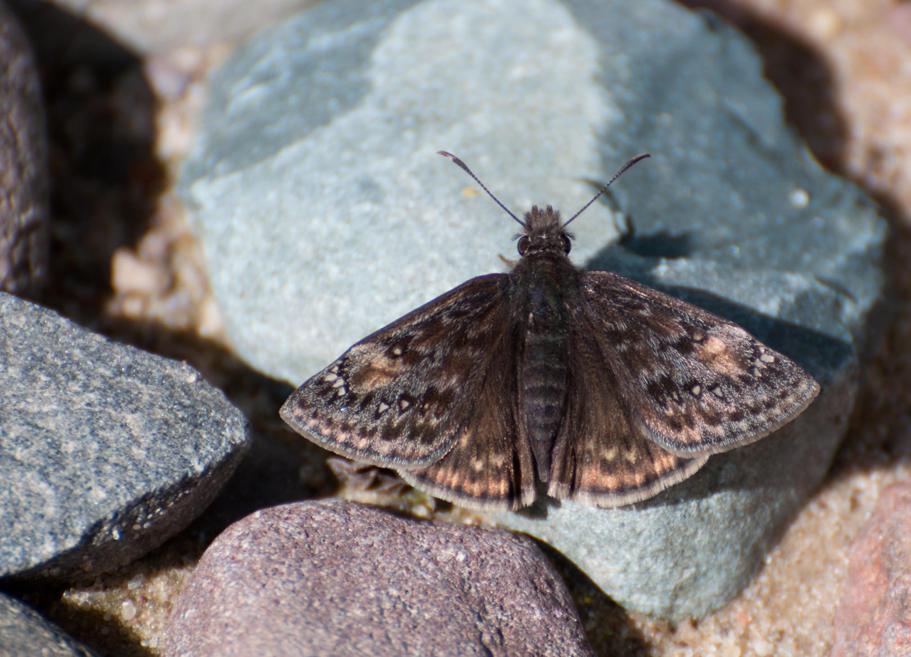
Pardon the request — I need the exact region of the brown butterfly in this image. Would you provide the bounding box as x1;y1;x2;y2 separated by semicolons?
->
280;152;820;510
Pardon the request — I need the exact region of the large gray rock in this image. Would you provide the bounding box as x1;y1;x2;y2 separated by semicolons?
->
0;293;250;581
0;592;97;657
180;0;885;618
165;500;593;657
0;0;48;293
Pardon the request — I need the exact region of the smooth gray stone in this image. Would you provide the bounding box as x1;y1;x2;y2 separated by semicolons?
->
164;500;593;657
0;1;48;293
0;592;97;657
0;293;250;581
180;0;885;618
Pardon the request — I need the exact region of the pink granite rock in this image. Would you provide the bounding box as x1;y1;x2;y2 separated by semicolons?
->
165;500;594;657
831;483;911;657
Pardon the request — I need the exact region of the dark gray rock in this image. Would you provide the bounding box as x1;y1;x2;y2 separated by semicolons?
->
164;500;593;657
0;293;250;581
0;592;97;657
0;0;48;293
180;0;885;617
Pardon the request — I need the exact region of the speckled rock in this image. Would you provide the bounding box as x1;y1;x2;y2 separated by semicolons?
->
164;500;594;657
0;0;48;293
831;483;911;657
181;0;885;617
0;592;97;657
0;292;250;581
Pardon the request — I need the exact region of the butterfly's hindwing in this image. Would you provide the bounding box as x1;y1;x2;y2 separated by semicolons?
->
399;324;536;510
548;311;708;506
280;274;511;467
579;271;820;456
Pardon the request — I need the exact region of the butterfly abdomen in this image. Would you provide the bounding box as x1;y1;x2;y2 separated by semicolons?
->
522;322;569;482
513;255;578;482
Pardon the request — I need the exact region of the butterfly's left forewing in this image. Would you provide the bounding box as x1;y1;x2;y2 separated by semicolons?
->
399;323;536;510
280;274;511;468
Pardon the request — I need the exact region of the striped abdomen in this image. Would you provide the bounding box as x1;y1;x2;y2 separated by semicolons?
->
519;273;572;482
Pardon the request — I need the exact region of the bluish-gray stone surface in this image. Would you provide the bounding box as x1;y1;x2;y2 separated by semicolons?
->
0;293;250;581
0;592;97;657
180;0;885;618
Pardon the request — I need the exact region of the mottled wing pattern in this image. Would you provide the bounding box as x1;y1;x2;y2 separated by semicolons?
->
579;272;820;456
399;328;536;510
280;274;510;467
548;310;708;506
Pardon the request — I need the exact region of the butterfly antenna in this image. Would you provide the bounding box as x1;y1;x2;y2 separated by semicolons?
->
563;153;651;228
438;151;525;227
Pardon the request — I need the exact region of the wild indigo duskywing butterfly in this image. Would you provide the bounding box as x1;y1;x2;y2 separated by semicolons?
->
280;152;819;510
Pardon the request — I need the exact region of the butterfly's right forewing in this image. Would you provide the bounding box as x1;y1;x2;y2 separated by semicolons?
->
548;308;708;506
280;274;511;467
578;272;819;456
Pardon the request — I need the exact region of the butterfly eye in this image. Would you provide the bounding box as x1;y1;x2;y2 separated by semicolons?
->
517;236;529;256
561;234;572;254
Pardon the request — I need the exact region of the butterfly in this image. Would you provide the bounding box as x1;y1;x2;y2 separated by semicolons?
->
280;151;820;510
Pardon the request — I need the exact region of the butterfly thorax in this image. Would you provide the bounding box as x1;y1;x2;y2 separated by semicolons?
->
511;208;580;483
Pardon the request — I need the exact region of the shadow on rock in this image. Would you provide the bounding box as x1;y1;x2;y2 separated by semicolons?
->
536;541;652;657
7;0;167;323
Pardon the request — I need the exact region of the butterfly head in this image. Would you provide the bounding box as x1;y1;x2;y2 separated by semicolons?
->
518;205;572;257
